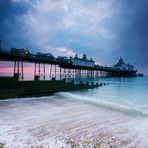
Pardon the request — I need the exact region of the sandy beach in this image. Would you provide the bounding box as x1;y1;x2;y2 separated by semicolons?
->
0;92;147;148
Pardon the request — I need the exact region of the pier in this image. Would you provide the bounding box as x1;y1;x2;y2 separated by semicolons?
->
0;48;137;80
0;47;139;99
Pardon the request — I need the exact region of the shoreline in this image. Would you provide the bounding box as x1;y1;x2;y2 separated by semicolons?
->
0;77;148;147
0;94;143;148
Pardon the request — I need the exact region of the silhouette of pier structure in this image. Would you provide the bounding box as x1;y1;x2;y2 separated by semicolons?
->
0;48;137;81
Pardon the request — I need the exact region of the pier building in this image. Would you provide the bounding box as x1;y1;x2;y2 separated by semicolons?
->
111;57;137;77
10;48;30;57
36;52;55;61
70;54;95;67
113;57;135;71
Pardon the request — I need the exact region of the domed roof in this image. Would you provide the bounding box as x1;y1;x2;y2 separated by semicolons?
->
73;54;78;60
82;53;87;60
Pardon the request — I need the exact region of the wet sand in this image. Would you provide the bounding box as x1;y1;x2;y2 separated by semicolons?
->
0;94;147;148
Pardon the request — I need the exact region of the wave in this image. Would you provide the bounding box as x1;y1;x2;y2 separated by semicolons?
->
57;92;148;117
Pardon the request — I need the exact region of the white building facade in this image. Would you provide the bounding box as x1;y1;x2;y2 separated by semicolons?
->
71;54;95;67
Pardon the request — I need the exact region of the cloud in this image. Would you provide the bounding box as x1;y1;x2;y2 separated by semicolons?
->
0;0;148;73
0;0;116;52
55;47;75;57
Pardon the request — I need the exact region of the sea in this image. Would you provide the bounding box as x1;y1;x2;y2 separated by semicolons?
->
0;76;148;148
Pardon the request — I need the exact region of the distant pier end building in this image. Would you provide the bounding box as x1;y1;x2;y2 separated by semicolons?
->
111;57;137;77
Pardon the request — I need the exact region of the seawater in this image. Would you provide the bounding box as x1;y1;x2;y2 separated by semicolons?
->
57;76;148;147
0;76;148;147
62;76;148;117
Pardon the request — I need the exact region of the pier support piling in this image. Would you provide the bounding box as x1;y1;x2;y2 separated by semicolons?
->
43;63;46;79
50;64;52;79
34;62;41;80
14;60;24;80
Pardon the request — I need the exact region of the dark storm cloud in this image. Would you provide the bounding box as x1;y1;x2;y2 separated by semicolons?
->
0;0;34;49
0;0;28;21
110;0;148;66
0;0;148;73
96;0;148;73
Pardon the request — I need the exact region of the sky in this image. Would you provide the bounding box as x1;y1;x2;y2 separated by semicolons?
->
0;0;148;74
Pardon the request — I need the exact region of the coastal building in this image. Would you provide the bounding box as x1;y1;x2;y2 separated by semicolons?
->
70;54;95;67
36;52;55;61
113;57;135;71
10;48;30;57
112;57;137;76
57;56;69;63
